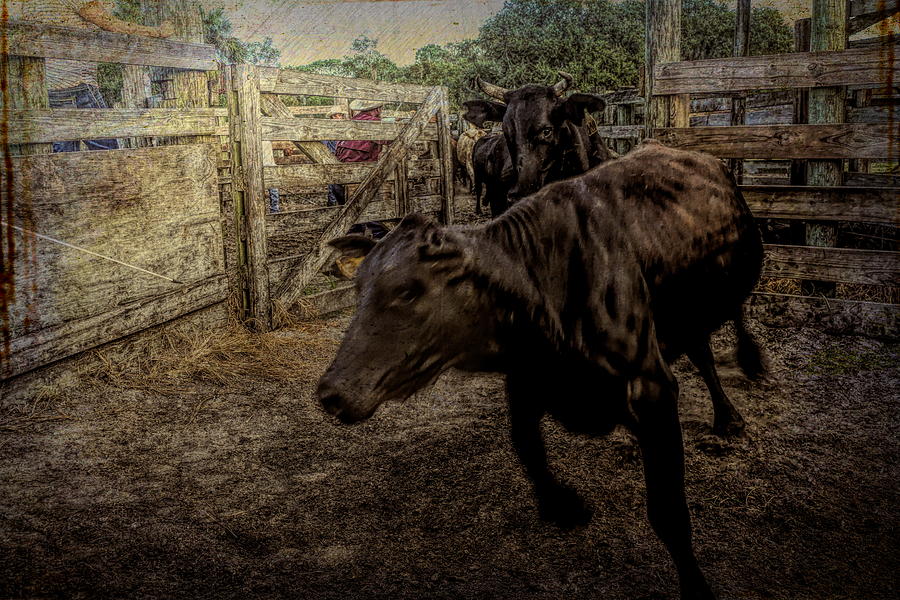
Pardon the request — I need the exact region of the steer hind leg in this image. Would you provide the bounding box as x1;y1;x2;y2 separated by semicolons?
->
686;340;745;438
629;363;714;600
507;371;592;529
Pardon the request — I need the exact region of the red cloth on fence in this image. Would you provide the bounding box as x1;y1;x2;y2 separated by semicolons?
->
334;108;387;163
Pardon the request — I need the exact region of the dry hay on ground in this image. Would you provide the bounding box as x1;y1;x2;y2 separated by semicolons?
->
0;318;898;600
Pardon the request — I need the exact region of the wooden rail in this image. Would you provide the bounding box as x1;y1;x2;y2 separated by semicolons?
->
653;44;900;95
264;160;440;189
6;108;228;144
2;20;217;70
258;67;432;103
260;117;439;141
762;244;899;286
742;186;899;224
654;123;898;159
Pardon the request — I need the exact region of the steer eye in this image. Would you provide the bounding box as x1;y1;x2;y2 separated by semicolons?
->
394;280;426;305
538;126;553;140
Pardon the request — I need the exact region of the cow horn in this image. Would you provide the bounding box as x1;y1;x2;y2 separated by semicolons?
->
476;76;509;101
552;71;574;96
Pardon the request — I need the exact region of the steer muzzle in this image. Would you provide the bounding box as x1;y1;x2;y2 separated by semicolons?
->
317;378;377;424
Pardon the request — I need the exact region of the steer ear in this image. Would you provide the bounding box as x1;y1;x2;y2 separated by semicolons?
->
463;100;507;128
328;234;378;257
555;93;606;125
418;228;471;273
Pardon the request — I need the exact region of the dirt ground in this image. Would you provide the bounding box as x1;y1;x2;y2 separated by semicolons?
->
1;311;898;599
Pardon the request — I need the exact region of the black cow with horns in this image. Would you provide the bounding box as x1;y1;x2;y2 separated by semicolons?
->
318;141;766;599
464;71;613;215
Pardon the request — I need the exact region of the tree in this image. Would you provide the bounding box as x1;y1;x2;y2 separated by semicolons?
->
290;0;793;110
245;37;281;67
201;5;282;66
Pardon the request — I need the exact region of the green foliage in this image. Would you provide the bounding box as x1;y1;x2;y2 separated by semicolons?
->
245;37;281;67
201;6;281;66
292;0;792;111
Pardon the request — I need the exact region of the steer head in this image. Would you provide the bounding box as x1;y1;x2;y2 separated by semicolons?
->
463;72;605;200
318;213;497;423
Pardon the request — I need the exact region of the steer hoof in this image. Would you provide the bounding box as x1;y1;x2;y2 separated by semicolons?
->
712;416;747;439
537;484;592;529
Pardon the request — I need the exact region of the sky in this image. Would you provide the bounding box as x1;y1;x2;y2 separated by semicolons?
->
201;0;507;65
198;1;894;66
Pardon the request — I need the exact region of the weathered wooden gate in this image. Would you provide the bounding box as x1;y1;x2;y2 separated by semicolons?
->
1;18;227;380
225;65;456;330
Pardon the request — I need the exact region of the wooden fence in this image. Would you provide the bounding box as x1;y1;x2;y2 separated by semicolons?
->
0;19;455;379
633;0;899;338
229;65;455;329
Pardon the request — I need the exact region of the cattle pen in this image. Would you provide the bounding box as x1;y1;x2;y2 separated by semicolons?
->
1;1;899;600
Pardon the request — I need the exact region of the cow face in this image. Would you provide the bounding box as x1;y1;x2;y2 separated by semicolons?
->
463;73;605;201
318;213;497;423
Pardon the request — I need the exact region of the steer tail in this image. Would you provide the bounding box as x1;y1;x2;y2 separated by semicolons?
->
735;310;765;380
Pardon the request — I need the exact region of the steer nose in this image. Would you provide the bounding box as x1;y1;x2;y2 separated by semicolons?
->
317;380;346;418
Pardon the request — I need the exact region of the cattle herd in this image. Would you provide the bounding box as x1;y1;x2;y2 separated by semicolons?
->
316;73;766;600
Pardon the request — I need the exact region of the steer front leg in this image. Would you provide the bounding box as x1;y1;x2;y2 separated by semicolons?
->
506;371;592;529
629;364;715;600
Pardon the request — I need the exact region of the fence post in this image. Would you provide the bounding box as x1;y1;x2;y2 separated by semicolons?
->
228;64;272;331
645;0;689;137
805;0;847;296
729;0;751;183
435;86;455;225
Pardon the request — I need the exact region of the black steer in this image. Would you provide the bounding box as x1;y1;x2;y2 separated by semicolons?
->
463;71;613;209
471;132;513;217
318;141;765;600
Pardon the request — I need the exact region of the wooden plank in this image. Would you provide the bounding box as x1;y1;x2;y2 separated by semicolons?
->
260;94;340;165
261;116;438;142
4;274;226;380
653;44;900;94
298;283;357;318
435;86;455;224
1;144;224;379
690;105;794;127
595;125;645;139
259;68;432;103
845;172;900;186
850;0;898;17
6;108;228;145
653;123;898;159
230;64;272;330
265;159;440;189
266;199;398;237
742;185;899;224
395;161;410;216
1;19;217;70
762;244;899;286
273;86;444;309
847;104;899;123
849;0;899;34
748;293;899;339
645;0;686;135
805;0;848;292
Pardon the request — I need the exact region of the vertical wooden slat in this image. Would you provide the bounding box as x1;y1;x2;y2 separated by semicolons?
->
849;89;872;173
395;161;410;216
729;0;751;182
2;57;51;155
790;18;811;187
230;64;272;330
645;0;688;133
435;86;455;225
805;0;847;295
